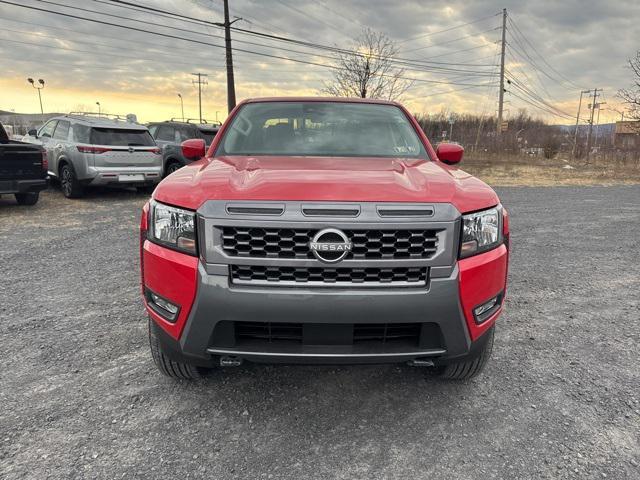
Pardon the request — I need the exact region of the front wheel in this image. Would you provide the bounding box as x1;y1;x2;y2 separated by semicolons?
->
437;326;495;380
164;161;182;177
148;317;203;380
15;192;39;205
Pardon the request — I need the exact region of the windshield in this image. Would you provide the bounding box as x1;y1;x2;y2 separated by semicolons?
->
198;129;218;145
216;102;426;158
90;128;155;146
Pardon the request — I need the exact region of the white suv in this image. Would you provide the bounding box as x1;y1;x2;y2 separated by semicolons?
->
24;113;162;198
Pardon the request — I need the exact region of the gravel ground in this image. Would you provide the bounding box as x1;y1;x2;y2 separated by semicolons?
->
0;185;639;479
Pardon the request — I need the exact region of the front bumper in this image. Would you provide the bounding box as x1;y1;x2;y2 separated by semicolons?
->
142;241;508;367
86;166;162;186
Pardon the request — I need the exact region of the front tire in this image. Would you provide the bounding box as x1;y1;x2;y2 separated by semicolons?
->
60;163;84;198
15;192;39;205
164;160;182;177
437;326;494;380
148;317;202;380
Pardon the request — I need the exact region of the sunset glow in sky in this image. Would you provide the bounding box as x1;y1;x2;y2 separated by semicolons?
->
2;0;638;124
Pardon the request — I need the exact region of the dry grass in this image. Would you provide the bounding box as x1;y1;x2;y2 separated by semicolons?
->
461;153;640;187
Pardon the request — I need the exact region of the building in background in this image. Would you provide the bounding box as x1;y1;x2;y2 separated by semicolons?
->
613;121;640;150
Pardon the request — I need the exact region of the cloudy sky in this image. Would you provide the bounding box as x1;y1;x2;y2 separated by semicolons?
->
1;0;639;124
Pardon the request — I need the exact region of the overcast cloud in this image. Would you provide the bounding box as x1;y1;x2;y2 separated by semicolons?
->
1;0;639;123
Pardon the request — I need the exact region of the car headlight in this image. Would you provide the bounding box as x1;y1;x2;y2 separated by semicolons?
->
460;207;501;258
149;200;197;255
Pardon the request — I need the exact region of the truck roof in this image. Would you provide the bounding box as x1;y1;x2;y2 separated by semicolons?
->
241;97;401;106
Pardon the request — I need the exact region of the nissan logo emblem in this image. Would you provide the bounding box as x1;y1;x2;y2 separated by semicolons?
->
309;228;353;263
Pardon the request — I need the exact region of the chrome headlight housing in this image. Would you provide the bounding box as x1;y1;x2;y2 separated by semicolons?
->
460;206;501;258
148;200;197;255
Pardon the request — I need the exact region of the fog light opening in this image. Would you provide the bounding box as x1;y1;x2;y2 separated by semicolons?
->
146;289;180;322
473;293;503;324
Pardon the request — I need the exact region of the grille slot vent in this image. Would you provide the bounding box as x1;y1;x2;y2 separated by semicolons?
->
225;204;284;216
302;208;360;217
377;207;434;217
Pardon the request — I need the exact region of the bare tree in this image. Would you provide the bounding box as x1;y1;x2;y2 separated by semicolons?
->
321;28;412;101
618;51;640;122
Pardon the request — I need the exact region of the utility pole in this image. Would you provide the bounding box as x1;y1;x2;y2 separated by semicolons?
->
191;73;208;123
214;0;242;114
594;101;606;147
497;8;507;136
585;88;601;163
572;89;591;158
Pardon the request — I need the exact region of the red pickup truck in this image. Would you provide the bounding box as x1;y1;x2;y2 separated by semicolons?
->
140;98;509;380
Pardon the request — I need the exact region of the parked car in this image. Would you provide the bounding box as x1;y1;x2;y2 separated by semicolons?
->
23;113;162;198
140;98;510;381
0;122;47;205
148;119;220;176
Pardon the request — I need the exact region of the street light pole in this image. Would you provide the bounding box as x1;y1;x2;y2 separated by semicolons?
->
177;93;184;120
96;101;101;116
27;78;45;114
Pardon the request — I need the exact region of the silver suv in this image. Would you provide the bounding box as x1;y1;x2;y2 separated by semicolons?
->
24;113;162;198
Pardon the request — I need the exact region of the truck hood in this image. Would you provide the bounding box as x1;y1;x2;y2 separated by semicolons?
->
153;156;499;214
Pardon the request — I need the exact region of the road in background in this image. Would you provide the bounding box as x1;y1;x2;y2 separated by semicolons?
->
0;186;638;479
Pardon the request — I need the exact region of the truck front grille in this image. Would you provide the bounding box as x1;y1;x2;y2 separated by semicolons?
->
221;227;439;260
230;265;428;287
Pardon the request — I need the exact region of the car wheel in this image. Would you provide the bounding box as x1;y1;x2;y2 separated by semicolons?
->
60;164;84;198
164;161;182;177
14;192;39;205
148;317;203;380
437;326;494;380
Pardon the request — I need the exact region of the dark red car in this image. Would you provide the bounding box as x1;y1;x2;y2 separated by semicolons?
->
140;98;509;380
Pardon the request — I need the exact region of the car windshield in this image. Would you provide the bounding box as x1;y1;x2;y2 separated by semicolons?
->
216;102;426;158
198;129;217;145
90;128;155;146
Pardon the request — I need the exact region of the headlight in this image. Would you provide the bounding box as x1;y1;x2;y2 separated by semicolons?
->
149;200;197;255
460;207;501;258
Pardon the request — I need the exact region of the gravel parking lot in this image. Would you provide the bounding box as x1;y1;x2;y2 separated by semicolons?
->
1;185;639;479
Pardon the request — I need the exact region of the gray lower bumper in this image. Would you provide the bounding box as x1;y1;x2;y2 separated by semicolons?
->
167;262;473;366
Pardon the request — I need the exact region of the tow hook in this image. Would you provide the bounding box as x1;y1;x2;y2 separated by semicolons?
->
220;356;243;367
407;359;435;367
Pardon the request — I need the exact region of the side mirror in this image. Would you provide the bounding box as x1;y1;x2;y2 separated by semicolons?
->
436;143;464;165
181;138;206;160
28;129;38;137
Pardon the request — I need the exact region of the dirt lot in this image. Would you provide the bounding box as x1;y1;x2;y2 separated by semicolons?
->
462;154;640;187
1;185;639;479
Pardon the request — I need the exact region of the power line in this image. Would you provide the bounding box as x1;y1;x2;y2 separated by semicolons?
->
0;0;494;89
397;12;502;44
97;0;498;70
508;15;584;90
273;0;351;39
401;27;501;54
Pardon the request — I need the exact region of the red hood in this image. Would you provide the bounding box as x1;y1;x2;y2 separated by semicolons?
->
153;156;499;213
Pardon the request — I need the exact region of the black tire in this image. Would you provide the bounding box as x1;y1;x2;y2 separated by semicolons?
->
164;160;182;177
60;163;84;198
437;327;495;380
148;317;202;380
14;192;39;205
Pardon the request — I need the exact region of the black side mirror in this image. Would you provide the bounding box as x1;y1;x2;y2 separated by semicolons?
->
28;129;38;137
